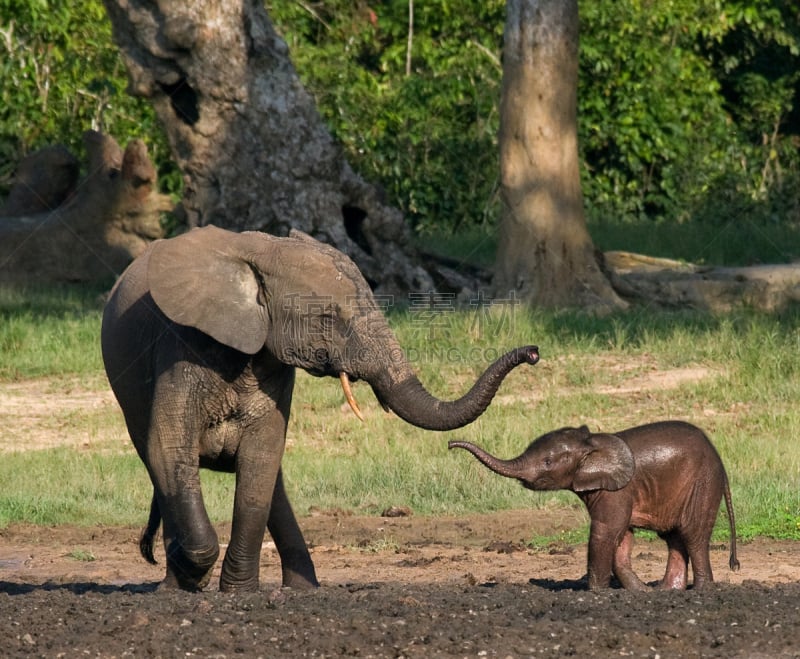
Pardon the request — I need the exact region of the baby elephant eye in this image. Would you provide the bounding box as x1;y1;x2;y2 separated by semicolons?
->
544;457;552;467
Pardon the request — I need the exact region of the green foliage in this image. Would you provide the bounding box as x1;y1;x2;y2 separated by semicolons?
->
269;0;506;233
0;0;174;195
2;1;799;260
578;0;800;231
267;0;800;245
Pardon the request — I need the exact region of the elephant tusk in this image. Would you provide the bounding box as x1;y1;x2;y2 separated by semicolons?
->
339;372;365;421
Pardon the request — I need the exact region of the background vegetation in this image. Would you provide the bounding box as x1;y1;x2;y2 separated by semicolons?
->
2;0;799;265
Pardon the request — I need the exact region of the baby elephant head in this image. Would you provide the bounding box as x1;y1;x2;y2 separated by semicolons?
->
449;425;635;492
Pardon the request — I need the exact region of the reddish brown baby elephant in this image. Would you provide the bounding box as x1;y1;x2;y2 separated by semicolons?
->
449;421;740;590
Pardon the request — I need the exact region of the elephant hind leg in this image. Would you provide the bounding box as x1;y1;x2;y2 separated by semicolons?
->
686;536;715;590
658;531;689;590
612;529;649;591
267;470;319;589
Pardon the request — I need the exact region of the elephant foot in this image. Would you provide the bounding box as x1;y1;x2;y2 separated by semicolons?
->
281;567;320;589
158;569;213;592
164;542;219;592
277;547;319;589
690;576;714;591
219;578;261;593
218;564;319;591
618;577;651;592
219;555;267;592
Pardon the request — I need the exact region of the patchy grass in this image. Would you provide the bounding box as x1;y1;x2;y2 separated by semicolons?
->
1;285;799;541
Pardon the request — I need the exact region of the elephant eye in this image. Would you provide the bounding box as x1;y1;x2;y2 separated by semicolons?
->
544;457;552;467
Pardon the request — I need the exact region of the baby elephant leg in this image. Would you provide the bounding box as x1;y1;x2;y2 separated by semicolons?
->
658;531;690;590
686;535;715;590
612;529;649;591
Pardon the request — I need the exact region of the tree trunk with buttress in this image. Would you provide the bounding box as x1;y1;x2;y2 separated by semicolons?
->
102;0;436;299
493;0;626;312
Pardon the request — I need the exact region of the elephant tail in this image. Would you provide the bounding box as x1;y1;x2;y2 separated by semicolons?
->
139;492;161;565
723;472;740;572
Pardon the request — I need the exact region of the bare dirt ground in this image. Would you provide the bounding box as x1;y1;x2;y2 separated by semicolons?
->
2;370;800;657
2;510;800;657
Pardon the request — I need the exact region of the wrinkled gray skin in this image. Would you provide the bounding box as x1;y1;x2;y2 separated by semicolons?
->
101;225;539;593
449;421;739;590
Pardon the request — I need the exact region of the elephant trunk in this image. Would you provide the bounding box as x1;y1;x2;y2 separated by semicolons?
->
375;345;539;431
448;440;529;479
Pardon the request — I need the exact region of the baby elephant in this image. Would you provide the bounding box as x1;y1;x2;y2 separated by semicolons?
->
449;421;740;590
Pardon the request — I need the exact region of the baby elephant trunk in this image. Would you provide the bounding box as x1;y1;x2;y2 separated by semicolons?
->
448;440;527;480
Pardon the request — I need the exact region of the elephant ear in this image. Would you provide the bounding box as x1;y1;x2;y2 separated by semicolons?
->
572;432;635;492
148;225;269;355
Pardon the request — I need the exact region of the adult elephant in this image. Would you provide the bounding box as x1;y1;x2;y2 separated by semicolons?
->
101;225;539;593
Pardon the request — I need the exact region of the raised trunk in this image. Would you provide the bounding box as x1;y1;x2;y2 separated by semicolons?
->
376;346;539;431
447;440;528;479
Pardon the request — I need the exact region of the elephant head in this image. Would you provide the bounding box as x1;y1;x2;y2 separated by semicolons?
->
448;425;635;492
146;225;539;430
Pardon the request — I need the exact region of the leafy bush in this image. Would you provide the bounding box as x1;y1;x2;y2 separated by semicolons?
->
0;0;176;195
579;0;800;228
269;0;800;239
269;0;506;233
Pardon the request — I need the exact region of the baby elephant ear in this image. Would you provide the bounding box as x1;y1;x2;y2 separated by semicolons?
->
572;433;635;492
148;225;269;355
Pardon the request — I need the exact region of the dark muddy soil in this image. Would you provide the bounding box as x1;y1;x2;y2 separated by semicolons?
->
2;509;799;658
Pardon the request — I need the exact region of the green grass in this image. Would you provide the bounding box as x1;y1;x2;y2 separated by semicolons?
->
0;283;799;544
0;283;106;379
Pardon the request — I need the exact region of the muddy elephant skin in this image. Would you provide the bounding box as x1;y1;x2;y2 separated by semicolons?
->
101;225;539;592
449;421;739;590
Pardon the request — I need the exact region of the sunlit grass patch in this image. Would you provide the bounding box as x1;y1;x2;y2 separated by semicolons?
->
1;284;799;542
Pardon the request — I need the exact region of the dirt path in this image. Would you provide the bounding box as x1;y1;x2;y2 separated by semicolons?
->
2;510;800;657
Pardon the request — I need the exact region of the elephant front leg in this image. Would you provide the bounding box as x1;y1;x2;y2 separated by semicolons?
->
219;467;273;592
268;469;319;588
141;387;223;591
586;519;621;590
219;424;289;592
147;447;220;591
160;493;220;591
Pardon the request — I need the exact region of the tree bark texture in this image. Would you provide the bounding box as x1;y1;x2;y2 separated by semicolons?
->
493;0;626;311
0;131;169;284
102;0;434;297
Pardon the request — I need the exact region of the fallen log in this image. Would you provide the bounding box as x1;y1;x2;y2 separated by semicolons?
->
603;250;800;312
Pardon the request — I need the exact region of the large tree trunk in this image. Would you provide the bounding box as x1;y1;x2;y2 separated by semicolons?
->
102;0;434;298
493;0;626;312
